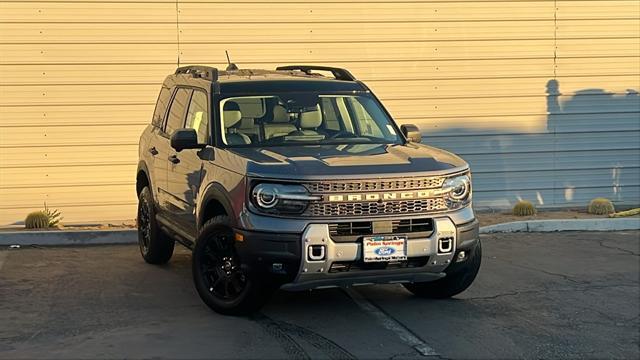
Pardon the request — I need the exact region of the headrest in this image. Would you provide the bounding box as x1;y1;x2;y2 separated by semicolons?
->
223;110;242;128
272;105;289;123
223;101;240;111
300;110;322;129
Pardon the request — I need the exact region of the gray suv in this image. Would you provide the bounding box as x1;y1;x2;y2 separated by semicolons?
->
136;65;481;315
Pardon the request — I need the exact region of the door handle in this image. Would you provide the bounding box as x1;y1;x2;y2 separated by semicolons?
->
168;155;180;164
148;147;159;156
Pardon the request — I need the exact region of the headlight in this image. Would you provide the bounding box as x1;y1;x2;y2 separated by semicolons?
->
443;174;471;202
251;183;320;215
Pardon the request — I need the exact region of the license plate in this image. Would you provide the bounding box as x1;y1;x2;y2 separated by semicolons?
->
363;235;407;262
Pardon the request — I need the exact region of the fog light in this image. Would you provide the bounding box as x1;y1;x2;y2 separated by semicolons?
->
456;251;466;262
308;245;326;261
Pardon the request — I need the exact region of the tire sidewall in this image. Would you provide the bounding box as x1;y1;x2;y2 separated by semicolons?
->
192;217;269;315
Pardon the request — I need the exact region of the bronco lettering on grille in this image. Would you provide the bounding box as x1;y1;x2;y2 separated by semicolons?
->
326;189;445;202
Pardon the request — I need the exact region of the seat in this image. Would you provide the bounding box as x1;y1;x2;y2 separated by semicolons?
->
290;109;323;136
223;102;251;145
264;105;297;139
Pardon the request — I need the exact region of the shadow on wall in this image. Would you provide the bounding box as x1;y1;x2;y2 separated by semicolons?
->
425;79;640;209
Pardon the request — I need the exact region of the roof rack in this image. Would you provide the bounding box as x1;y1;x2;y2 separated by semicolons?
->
175;65;218;82
275;65;356;81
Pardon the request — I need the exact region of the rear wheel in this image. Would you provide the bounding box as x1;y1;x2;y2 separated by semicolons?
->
192;216;274;315
137;187;174;264
404;240;482;298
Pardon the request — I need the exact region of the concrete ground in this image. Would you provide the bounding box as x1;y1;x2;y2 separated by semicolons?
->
0;232;638;359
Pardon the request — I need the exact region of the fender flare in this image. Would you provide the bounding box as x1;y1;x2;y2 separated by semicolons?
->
136;160;151;195
197;182;236;229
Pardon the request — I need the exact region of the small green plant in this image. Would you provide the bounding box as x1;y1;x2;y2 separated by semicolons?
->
25;211;50;229
24;203;62;229
588;198;615;215
513;200;537;216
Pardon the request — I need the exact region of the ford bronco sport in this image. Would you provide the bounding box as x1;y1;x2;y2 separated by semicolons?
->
136;65;481;315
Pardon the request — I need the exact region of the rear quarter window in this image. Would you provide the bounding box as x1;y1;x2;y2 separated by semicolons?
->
151;86;171;127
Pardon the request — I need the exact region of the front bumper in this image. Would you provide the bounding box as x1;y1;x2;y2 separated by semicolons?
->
234;212;479;291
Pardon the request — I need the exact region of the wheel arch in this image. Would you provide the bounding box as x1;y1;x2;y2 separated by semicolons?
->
136;161;152;197
198;182;236;231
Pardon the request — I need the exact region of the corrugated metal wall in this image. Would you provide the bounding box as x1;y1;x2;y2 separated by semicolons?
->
1;0;639;224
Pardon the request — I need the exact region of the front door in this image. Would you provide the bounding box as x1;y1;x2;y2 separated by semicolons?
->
157;87;191;217
167;89;210;237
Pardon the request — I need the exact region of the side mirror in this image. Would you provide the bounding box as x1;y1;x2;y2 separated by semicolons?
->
171;128;202;152
401;124;422;143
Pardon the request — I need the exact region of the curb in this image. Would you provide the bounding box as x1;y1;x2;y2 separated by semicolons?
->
1;218;639;246
0;229;137;246
480;218;640;234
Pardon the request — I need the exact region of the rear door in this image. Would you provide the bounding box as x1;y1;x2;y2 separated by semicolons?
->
167;89;210;236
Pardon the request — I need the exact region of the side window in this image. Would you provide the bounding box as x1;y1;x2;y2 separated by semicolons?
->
164;88;191;136
185;90;209;144
152;86;171;127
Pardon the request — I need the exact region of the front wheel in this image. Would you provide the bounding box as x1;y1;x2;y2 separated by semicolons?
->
192;216;274;315
404;240;482;299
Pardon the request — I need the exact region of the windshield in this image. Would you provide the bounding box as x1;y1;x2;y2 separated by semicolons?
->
218;93;403;147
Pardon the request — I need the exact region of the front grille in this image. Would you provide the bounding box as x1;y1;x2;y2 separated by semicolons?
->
392;218;434;233
304;176;444;193
329;218;434;239
328;221;373;237
329;218;434;242
307;198;448;217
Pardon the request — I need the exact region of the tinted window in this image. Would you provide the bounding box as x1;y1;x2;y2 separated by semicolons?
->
152;85;171;127
185;90;209;144
165;88;191;135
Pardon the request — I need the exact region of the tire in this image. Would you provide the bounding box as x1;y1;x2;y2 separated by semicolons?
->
137;187;175;264
192;216;274;315
404;239;482;299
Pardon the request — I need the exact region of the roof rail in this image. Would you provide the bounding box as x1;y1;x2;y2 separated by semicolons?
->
275;65;356;81
175;65;218;82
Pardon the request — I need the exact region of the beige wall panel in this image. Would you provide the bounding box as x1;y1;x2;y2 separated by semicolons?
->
0;145;138;168
0;84;159;106
179;2;554;22
557;19;640;38
557;1;640;19
180;40;553;64
555;57;640;77
0;2;175;22
0;124;145;147
0;184;133;209
556;38;639;58
0;44;176;64
179;21;555;43
349;59;554;80
0;104;154;126
1;164;135;188
0;64;171;85
384;96;547;119
367;78;553;100
0;24;176;43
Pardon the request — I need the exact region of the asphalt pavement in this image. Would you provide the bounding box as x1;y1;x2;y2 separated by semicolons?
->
0;231;638;359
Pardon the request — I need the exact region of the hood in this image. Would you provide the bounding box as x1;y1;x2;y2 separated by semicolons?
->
225;143;468;180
